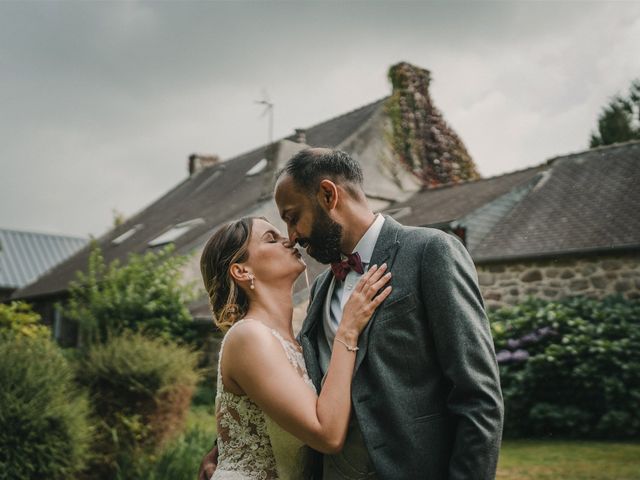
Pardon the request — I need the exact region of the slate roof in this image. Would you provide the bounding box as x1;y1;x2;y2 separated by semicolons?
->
388;165;546;227
0;229;87;290
390;141;640;263
14;98;387;300
473;141;640;262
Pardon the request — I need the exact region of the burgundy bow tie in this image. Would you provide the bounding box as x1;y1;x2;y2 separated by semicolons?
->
331;252;365;282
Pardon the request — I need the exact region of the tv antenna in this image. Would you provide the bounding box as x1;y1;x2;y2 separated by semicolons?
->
255;89;274;145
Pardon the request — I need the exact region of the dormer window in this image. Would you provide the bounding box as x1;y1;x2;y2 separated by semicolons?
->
148;219;205;247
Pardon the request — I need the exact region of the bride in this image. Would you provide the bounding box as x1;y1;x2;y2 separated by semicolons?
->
199;216;391;479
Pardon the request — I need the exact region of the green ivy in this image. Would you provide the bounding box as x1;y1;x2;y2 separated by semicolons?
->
385;62;481;186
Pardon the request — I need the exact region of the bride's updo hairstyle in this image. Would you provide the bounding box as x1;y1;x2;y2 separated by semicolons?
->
200;217;258;332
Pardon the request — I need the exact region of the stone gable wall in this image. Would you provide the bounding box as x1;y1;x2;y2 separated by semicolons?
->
476;252;640;310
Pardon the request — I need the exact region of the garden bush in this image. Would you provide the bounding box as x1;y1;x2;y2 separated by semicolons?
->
77;333;201;478
490;295;640;439
65;243;199;347
0;301;49;340
133;425;214;480
0;335;91;480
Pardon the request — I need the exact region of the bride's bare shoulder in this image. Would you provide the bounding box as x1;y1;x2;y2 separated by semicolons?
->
223;319;279;353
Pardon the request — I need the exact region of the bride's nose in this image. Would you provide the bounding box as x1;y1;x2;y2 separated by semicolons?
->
282;239;295;249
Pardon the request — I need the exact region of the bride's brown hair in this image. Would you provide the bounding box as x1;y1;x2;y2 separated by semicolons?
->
200;217;261;332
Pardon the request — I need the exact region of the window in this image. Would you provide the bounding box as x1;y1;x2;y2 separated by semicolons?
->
112;224;144;245
246;158;268;176
148;219;205;247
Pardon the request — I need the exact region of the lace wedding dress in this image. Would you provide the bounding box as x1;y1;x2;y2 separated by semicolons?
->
211;319;316;480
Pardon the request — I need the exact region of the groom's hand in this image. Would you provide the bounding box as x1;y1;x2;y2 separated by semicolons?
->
197;445;218;480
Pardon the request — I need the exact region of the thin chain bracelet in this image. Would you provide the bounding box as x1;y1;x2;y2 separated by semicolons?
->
335;337;359;352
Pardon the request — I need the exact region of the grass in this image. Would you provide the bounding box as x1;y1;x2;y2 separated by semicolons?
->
498;439;640;480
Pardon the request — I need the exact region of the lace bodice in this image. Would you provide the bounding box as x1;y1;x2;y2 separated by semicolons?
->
212;319;316;480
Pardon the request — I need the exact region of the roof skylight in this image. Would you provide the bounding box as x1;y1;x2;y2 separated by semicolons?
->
246;158;268;176
148;219;205;247
112;224;144;245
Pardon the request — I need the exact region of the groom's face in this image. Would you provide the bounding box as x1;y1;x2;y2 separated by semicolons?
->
274;174;343;264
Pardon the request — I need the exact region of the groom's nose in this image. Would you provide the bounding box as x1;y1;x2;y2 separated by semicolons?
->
286;227;298;244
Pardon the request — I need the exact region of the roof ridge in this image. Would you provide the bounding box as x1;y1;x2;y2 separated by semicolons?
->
418;163;545;193
546;139;640;164
0;227;88;241
297;96;389;132
218;96;390;165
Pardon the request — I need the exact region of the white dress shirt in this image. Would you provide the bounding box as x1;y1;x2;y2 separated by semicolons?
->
323;213;386;348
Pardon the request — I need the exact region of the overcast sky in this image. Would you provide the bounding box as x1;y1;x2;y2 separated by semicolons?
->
1;1;639;238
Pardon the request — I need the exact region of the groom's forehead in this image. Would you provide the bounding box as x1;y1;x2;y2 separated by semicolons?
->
274;174;307;207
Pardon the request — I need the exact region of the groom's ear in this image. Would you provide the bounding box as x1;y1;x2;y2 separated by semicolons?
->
317;179;339;211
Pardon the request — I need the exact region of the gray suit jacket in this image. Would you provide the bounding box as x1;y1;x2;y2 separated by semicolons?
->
299;216;504;480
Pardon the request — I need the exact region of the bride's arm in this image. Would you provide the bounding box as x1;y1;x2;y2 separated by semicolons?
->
223;264;391;454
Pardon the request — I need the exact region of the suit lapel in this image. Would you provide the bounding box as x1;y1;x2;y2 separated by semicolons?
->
300;270;332;389
354;215;402;373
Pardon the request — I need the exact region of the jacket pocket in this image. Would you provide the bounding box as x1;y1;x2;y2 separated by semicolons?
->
377;292;417;324
413;411;448;424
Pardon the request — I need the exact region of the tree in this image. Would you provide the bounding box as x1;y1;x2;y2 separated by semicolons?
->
590;79;640;147
65;243;198;347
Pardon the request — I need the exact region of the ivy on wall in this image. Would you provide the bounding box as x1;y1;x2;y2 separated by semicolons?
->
385;62;481;187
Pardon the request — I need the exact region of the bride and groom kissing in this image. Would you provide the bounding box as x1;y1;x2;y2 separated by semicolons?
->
197;148;504;480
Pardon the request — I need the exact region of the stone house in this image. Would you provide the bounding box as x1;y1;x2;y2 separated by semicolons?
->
387;140;640;309
14;62;638;345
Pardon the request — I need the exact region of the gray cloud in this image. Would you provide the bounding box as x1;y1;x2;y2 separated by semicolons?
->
1;1;639;237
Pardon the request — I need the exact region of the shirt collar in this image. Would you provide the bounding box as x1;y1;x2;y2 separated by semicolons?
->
349;213;385;264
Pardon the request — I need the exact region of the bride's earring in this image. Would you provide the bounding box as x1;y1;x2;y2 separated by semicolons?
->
249;274;255;290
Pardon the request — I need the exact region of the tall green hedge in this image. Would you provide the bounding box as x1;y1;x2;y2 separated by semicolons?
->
490;295;640;439
0;336;91;479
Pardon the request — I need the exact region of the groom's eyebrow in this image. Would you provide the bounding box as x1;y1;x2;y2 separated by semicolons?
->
280;208;292;221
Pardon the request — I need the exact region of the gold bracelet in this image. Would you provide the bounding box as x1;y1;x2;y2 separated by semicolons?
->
335;337;359;352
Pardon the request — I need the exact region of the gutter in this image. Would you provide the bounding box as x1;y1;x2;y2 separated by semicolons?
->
473;243;640;265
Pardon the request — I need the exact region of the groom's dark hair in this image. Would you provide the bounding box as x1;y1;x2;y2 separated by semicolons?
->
277;148;364;198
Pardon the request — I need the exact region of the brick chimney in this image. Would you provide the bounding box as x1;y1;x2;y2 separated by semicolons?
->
188;153;220;176
294;128;307;144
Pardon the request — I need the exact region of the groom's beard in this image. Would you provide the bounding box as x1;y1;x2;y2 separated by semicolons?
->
301;206;343;265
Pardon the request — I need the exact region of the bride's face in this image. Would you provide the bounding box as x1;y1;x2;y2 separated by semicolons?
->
245;218;306;285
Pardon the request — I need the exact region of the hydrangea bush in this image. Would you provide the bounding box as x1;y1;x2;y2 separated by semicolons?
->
490;295;640;439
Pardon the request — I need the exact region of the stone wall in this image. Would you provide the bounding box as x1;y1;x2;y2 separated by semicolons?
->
476;252;640;310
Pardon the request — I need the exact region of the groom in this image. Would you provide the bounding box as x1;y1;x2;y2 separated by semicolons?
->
273;148;503;480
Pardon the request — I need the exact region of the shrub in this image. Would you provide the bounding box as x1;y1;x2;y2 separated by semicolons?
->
77;333;201;478
490;295;640;439
0;336;91;479
0;301;49;340
138;426;214;480
65;243;199;347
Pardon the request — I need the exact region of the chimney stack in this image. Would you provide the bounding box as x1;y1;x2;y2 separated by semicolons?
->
188;153;220;176
294;128;307;144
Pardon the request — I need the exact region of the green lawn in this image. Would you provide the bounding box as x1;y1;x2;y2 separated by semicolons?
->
498;439;640;480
